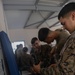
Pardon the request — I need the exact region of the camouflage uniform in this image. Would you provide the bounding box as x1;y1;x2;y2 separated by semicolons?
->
54;29;70;61
30;47;41;65
20;51;34;71
40;44;55;68
40;31;75;75
31;44;55;68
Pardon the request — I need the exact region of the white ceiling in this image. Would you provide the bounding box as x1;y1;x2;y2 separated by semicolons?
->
2;0;75;29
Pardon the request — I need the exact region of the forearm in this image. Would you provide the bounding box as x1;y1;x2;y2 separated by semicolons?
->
40;65;60;75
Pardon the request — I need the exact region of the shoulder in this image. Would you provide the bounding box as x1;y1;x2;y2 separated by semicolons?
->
55;29;62;31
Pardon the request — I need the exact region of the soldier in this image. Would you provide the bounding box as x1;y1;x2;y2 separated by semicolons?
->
30;37;41;65
33;2;75;75
19;47;36;75
15;44;23;69
30;37;55;68
20;47;34;71
38;28;70;61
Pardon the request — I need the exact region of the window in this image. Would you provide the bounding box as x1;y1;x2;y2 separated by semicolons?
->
12;41;25;53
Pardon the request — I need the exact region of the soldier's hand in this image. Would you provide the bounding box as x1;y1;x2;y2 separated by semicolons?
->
48;64;56;68
33;62;41;73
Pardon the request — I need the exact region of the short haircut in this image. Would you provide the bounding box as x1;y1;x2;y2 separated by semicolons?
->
31;37;38;44
38;28;51;41
58;2;75;20
23;47;28;52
